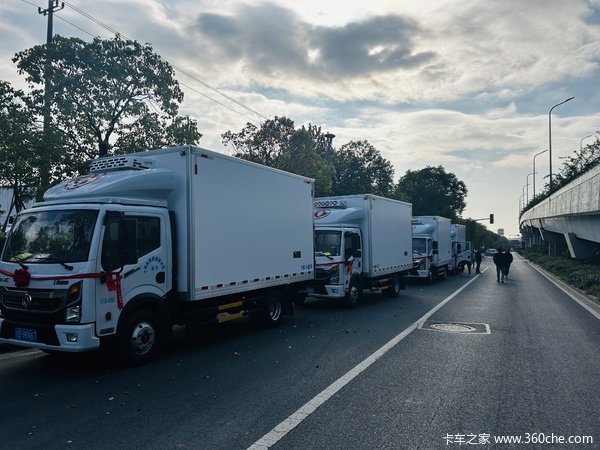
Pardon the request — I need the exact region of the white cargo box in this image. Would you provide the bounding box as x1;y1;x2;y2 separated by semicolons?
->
314;194;413;277
68;146;316;301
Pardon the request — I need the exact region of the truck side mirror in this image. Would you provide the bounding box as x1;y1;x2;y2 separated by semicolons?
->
432;241;439;255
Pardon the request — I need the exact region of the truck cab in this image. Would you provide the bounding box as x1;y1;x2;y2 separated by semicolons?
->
313;226;363;301
411;234;434;279
0;200;172;357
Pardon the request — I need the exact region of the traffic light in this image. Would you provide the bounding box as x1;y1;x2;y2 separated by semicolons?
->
489;213;494;224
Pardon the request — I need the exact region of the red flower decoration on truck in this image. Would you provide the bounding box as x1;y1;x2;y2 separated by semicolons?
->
13;268;31;288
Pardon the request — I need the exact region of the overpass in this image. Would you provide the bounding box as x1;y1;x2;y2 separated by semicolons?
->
519;164;600;260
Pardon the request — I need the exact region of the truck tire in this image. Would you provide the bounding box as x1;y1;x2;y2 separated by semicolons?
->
251;288;284;328
117;308;162;366
345;277;362;307
382;274;401;298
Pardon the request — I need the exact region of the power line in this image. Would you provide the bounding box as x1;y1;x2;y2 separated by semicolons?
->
20;0;265;124
60;0;266;122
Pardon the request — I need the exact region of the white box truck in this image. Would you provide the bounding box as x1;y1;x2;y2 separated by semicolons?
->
409;216;452;281
0;146;315;364
301;194;413;306
449;224;472;274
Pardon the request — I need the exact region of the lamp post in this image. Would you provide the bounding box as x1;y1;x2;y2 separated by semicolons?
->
532;149;548;198
580;134;593;150
548;97;574;192
526;171;536;204
324;133;335;163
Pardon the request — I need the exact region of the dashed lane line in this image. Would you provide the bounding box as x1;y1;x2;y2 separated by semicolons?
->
248;271;485;449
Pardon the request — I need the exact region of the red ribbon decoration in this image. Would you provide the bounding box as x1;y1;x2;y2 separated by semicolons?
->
0;268;124;310
13;268;31;289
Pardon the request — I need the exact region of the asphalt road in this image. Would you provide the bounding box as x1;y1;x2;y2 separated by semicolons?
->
0;255;598;449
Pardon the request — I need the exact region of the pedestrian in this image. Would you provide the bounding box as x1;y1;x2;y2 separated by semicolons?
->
505;250;513;279
474;249;482;274
493;248;508;283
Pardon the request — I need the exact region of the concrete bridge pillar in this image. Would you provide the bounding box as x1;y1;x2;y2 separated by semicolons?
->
564;233;597;260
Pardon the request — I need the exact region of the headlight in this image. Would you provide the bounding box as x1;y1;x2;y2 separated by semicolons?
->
65;282;82;322
65;305;81;323
329;264;339;284
67;282;82;304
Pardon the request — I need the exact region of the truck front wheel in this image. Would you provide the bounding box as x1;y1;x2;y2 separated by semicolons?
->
117;309;162;365
345;277;362;307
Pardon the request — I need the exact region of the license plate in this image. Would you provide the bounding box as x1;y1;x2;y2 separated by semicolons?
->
15;327;37;342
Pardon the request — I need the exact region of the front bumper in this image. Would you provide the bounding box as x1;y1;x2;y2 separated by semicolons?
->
301;284;346;299
407;269;429;278
0;318;100;352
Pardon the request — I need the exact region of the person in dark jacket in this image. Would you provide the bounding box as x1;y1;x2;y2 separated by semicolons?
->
474;249;482;274
493;248;508;283
505;250;514;279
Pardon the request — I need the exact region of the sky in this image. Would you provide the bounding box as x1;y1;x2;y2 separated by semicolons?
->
2;0;600;237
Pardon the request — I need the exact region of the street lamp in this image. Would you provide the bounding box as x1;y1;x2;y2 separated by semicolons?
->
548;96;574;192
532;149;548;198
580;134;593;150
526;171;536;204
324;133;335;163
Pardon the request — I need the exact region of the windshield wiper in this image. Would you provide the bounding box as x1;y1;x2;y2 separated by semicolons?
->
33;257;74;271
315;251;335;260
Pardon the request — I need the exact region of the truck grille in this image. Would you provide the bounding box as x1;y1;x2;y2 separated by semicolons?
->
0;287;69;324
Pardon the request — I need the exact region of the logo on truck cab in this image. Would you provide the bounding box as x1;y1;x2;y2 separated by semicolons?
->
314;209;331;220
63;173;104;190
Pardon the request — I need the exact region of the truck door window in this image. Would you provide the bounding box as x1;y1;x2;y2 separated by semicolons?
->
136;217;161;257
344;232;361;259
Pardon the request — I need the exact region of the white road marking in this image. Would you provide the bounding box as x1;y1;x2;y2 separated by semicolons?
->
248;273;483;449
529;263;600;320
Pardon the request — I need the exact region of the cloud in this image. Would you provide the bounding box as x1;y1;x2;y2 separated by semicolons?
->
191;3;436;99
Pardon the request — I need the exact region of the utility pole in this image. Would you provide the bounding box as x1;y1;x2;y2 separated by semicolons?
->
37;0;64;200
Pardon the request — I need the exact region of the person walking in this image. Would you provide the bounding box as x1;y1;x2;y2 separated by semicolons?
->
493;248;508;283
474;249;482;274
505;250;513;279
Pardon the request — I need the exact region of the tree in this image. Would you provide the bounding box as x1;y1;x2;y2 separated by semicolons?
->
0;81;39;230
221;116;295;166
13;35;201;194
222;116;335;195
396;166;467;220
555;140;600;188
332;140;395;197
277;128;335;196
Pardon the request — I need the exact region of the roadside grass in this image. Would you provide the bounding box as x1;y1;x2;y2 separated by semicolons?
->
523;249;600;299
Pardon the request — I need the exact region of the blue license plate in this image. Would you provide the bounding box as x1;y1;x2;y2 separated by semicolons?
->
15;327;37;342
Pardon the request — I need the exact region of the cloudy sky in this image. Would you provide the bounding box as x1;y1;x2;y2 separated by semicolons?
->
2;0;600;236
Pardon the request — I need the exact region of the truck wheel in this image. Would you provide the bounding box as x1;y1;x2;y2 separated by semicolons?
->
251;288;284;328
382;274;401;298
117;309;162;365
345;277;362;307
427;271;434;284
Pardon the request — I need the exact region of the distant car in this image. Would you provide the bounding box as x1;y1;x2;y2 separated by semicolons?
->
485;248;498;257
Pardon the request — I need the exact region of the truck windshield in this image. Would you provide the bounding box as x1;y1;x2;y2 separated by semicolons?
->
412;238;428;256
315;230;341;256
2;210;99;264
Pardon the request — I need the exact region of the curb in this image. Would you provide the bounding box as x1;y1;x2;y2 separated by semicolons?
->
525;259;600;318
